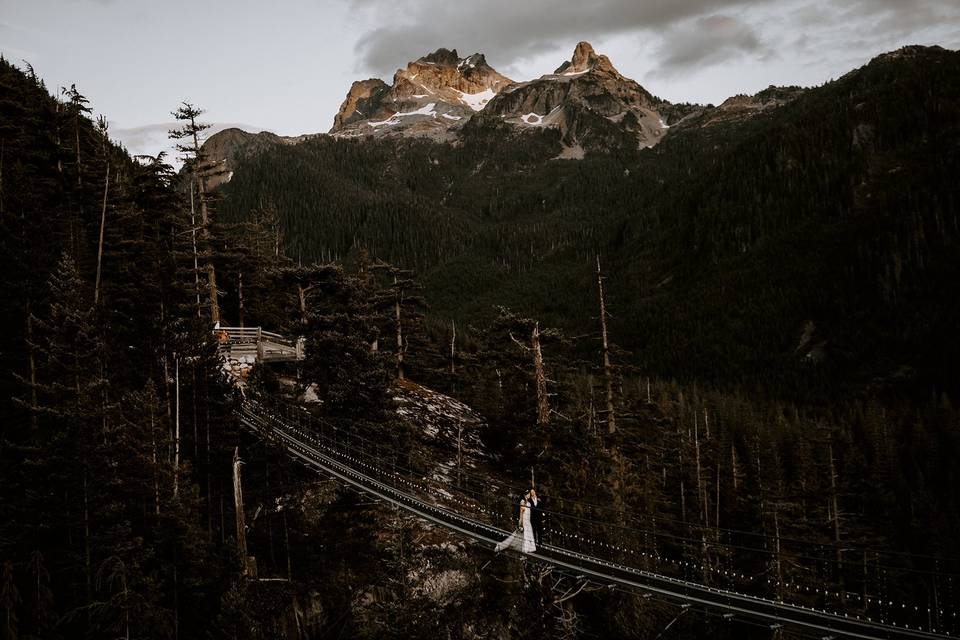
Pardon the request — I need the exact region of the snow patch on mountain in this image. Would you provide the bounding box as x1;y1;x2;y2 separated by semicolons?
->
456;88;496;111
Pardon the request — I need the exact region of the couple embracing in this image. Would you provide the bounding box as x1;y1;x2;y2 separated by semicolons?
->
496;488;545;554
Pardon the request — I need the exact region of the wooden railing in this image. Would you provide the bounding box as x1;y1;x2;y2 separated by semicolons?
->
215;326;305;363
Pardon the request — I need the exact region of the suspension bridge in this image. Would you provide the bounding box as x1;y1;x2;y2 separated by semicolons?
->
224;329;958;639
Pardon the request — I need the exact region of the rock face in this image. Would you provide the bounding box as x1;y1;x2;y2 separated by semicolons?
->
200;127;308;190
480;41;668;153
331;78;390;131
329;48;513;141
701;85;804;127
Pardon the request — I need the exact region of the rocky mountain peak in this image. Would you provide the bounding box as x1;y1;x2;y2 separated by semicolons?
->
330;48;513;140
480;42;666;154
331;78;391;131
568;41;597;72
419;47;461;66
554;41;618;76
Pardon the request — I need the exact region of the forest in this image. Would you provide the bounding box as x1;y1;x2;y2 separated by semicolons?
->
1;45;959;640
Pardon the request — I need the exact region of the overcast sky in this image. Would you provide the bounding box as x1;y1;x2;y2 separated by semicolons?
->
2;0;958;160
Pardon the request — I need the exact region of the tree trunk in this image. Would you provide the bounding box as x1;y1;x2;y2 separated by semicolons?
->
233;447;249;575
26;301;38;431
190;123;219;324
694;411;705;526
456;420;463;487
83;469;92;620
449;319;456;374
189;184;201;318
279;465;292;580
829;441;843;583
596;256;615;434
237;271;244;328
297;284;307;325
731;442;739;492
206;261;220;325
173;357;180;499
715;463;721;530
773;505;783;601
395;280;404;380
532;322;549;426
150;400;160;516
1;138;5;217
74;113;82;186
93;163;109;304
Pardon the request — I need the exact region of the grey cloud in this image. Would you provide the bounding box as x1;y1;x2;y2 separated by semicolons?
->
654;14;767;75
351;0;766;76
835;0;960;41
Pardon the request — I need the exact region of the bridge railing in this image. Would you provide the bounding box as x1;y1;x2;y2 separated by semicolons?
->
216;326;305;362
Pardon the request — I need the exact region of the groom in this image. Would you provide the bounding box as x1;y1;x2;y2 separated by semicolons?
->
530;488;545;547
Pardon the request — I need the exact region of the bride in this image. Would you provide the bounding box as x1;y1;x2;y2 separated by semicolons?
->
496;490;537;554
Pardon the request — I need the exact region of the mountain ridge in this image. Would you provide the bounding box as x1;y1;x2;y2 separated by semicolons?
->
202;40;816;163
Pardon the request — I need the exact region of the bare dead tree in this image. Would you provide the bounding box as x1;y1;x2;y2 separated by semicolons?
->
596;256;616;434
233;447;249;576
511;322;550;426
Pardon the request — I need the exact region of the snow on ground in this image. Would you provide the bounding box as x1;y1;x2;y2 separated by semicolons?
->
441;113;462;121
302;383;320;404
516;105;561;127
368;103;438;128
455;88;496;111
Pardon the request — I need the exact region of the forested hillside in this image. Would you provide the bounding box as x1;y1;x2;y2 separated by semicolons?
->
220;45;960;403
0;58;250;639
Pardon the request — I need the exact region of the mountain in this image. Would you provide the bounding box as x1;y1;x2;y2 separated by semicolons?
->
211;42;803;165
199;127;310;189
476;41;668;155
220;44;960;403
329;48;513;141
329;42;670;153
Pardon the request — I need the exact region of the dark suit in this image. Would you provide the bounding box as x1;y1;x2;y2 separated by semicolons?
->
531;495;545;547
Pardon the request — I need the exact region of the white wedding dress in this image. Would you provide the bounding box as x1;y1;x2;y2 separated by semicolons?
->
496;497;537;554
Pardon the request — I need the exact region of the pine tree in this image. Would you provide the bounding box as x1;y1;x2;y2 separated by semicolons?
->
169;103;221;324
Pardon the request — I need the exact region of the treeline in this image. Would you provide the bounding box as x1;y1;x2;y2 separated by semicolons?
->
0;58;255;639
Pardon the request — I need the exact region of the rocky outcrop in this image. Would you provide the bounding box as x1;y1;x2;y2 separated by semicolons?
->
199;127;309;189
331;78;390;131
480;41;668;153
698;85;804;127
329;48;513;141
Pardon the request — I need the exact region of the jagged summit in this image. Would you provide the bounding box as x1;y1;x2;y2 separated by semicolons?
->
479;41;667;154
420;47;460;66
553;41;617;76
329;48;513;140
